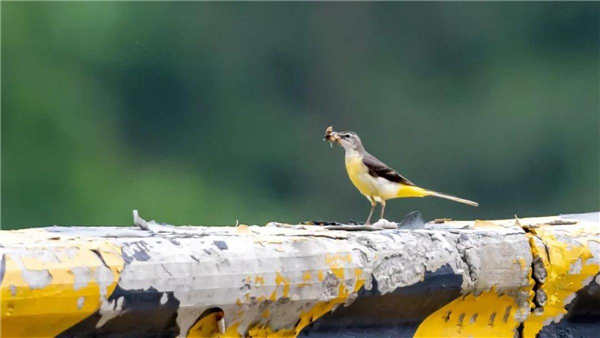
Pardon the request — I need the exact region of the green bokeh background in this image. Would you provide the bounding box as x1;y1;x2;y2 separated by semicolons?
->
2;2;599;229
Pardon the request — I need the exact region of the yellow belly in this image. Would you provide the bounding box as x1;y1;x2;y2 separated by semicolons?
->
345;157;399;199
345;156;428;200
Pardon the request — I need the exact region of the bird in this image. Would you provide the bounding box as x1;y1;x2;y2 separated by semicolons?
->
324;126;478;224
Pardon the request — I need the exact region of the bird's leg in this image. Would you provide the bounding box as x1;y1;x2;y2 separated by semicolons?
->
366;196;376;225
380;199;386;221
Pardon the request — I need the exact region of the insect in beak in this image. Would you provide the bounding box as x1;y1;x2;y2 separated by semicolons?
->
324;126;341;148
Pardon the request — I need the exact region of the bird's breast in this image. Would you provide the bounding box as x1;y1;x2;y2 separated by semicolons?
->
345;157;378;196
345;156;401;199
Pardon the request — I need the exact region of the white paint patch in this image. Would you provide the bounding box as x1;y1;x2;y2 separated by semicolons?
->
15;259;53;290
116;233;367;335
160;292;168;305
57;247;80;261
586;240;599;266
366;231;469;294
71;266;93;291
217;317;226;334
579;276;595;291
563;292;577;306
94;260;115;299
552;313;565;324
77;296;85;309
569;258;583;274
97;296;125;328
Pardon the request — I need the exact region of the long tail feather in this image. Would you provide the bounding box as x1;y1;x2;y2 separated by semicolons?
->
427;190;479;207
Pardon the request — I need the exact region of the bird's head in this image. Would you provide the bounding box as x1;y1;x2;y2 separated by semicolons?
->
324;126;363;152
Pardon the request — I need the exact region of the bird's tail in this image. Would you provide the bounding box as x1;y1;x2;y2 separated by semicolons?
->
396;185;478;207
426;190;479;207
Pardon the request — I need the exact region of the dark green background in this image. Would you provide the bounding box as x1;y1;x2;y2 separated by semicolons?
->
3;2;599;229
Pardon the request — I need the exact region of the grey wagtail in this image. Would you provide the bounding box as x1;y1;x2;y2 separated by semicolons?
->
324;126;478;224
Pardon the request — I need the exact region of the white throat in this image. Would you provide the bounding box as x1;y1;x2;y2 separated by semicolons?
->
343;146;363;159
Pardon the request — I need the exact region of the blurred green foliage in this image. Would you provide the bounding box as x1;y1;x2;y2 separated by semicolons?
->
2;2;599;229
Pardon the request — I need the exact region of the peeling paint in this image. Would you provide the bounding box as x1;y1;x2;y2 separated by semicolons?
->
97;295;125;328
1;212;598;337
21;267;53;290
522;224;600;338
275;272;291;298
71;266;92;291
0;241;124;337
8;284;17;296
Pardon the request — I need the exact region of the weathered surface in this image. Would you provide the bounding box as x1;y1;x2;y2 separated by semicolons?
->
1;212;598;337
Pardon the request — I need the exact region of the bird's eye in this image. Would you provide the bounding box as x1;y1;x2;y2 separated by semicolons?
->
342;134;351;138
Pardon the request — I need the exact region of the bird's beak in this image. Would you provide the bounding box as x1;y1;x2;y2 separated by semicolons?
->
324;126;341;147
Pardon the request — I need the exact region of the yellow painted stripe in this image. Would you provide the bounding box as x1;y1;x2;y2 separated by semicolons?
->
1;242;124;337
414;287;530;338
522;226;599;337
415;221;599;338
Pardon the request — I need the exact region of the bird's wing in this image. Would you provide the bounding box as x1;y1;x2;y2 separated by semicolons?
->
362;153;416;186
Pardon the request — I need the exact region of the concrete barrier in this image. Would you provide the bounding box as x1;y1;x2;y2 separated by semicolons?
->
1;211;598;337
